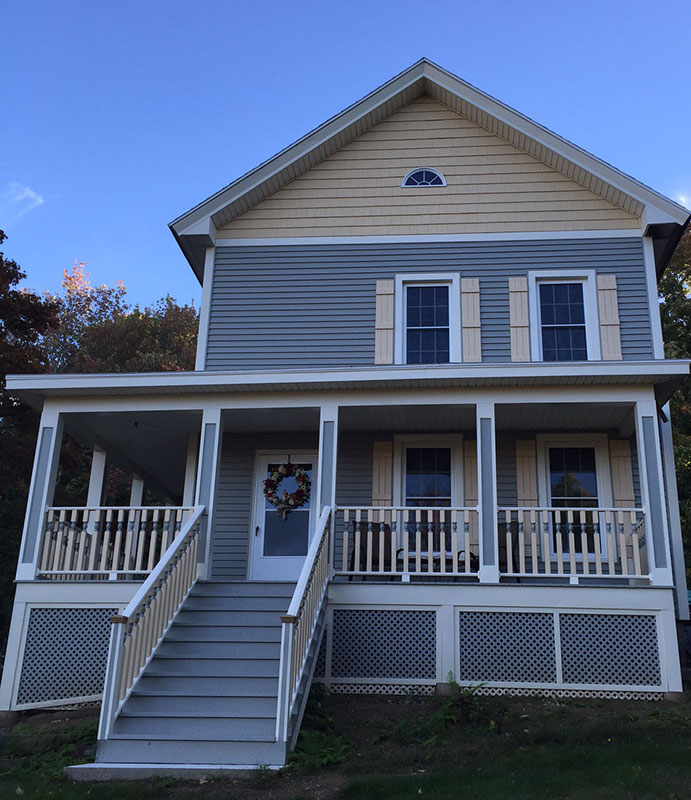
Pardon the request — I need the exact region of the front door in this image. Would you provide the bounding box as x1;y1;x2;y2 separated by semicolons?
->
250;453;317;581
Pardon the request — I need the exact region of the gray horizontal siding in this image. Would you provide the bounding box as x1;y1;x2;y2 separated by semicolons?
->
206;238;653;370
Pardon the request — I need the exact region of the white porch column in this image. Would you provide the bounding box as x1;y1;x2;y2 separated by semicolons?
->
194;408;224;579
316;404;339;513
634;399;674;586
476;401;499;583
182;432;200;507
16;405;64;581
86;445;107;508
129;474;144;506
317;404;339;575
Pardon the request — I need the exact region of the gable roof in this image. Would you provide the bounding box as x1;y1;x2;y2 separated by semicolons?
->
171;58;689;280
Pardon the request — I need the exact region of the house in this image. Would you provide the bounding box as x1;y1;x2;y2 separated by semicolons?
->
0;58;689;776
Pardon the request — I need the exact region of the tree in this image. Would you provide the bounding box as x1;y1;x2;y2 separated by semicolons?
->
0;231;59;641
659;225;691;577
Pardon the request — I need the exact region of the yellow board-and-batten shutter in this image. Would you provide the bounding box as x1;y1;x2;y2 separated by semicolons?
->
609;440;635;507
372;441;393;506
463;441;478;505
597;274;623;360
515;440;538;506
509;277;531;362
374;279;395;365
461;278;481;363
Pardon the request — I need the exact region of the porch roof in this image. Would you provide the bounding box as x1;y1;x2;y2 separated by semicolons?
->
7;360;689;408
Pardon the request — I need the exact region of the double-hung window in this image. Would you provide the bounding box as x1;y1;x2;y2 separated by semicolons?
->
528;271;600;362
394;274;461;364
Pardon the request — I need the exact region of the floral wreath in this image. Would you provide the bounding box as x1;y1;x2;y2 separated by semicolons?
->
263;462;311;520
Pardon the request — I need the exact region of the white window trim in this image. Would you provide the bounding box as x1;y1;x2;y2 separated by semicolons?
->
392;434;464;507
401;167;447;187
536;433;613;559
528;270;601;362
394;273;462;365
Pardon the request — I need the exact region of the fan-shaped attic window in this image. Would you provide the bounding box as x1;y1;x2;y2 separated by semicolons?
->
402;168;446;187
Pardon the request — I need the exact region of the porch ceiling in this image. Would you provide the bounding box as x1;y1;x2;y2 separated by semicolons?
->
65;410;202;500
495;402;634;432
339;404;475;432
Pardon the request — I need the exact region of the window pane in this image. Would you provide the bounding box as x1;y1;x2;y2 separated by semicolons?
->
539;282;587;361
406;285;450;364
548;448;598;502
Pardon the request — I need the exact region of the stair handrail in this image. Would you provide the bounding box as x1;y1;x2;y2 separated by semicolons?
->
276;504;331;745
98;504;205;740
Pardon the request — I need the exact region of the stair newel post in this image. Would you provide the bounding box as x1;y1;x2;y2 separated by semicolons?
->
98;615;127;740
276;616;295;744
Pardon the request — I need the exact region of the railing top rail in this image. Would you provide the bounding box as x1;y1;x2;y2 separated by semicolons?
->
497;506;645;513
284;505;331;622
116;504;204;623
46;505;193;512
335;505;478;512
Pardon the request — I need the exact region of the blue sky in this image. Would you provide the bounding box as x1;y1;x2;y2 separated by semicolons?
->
2;0;690;307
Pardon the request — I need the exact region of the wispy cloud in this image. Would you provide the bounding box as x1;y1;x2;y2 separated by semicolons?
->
0;182;44;227
675;193;690;211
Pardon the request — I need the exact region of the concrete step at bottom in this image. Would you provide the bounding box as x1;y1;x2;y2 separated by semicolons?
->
125;694;278;717
96;737;286;767
112;715;276;740
135;675;278;696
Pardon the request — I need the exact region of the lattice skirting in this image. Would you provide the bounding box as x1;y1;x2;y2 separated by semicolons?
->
315;606;666;694
14;606;117;708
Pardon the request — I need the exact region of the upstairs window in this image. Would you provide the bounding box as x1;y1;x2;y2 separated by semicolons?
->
406;285;450;364
528;270;601;362
539;283;587;361
402;168;446;187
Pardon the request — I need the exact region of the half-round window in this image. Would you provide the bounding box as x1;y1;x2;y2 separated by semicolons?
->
402;168;446;187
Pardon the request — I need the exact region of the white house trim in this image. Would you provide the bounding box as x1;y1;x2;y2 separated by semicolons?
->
527;269;602;362
194;246;215;371
642;236;665;359
214;230;643;247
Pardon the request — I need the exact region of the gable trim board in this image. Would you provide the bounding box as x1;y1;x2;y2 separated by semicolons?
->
171;59;688;280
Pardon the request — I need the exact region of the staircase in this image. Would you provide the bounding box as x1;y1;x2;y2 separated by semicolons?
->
95;580;296;768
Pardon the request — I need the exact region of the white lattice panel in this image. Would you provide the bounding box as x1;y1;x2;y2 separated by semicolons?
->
16;607;117;706
331;609;436;680
459;611;557;683
559;613;661;687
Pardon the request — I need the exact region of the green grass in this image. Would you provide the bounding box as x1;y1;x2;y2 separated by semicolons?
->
1;693;690;799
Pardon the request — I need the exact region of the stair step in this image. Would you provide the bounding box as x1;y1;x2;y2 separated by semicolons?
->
183;596;290;612
175;610;284;626
96;737;286;766
157;641;280;659
113;715;276;740
148;657;278;678
125;695;278;717
165;625;282;643
136;675;278;696
192;581;295;598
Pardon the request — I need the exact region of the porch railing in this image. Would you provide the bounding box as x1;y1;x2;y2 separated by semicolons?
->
334;506;480;578
498;506;648;579
276;505;332;746
37;506;193;579
98;504;204;739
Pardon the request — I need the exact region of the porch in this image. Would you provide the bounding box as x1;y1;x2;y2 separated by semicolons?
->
23;396;669;589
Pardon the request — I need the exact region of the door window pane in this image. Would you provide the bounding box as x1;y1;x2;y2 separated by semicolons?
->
263;462;312;557
548;447;599;554
405;448;452;507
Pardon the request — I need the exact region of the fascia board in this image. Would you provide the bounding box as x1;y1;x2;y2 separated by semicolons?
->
421;61;689;225
6;360;690;397
169;61;428;234
171;58;688;245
